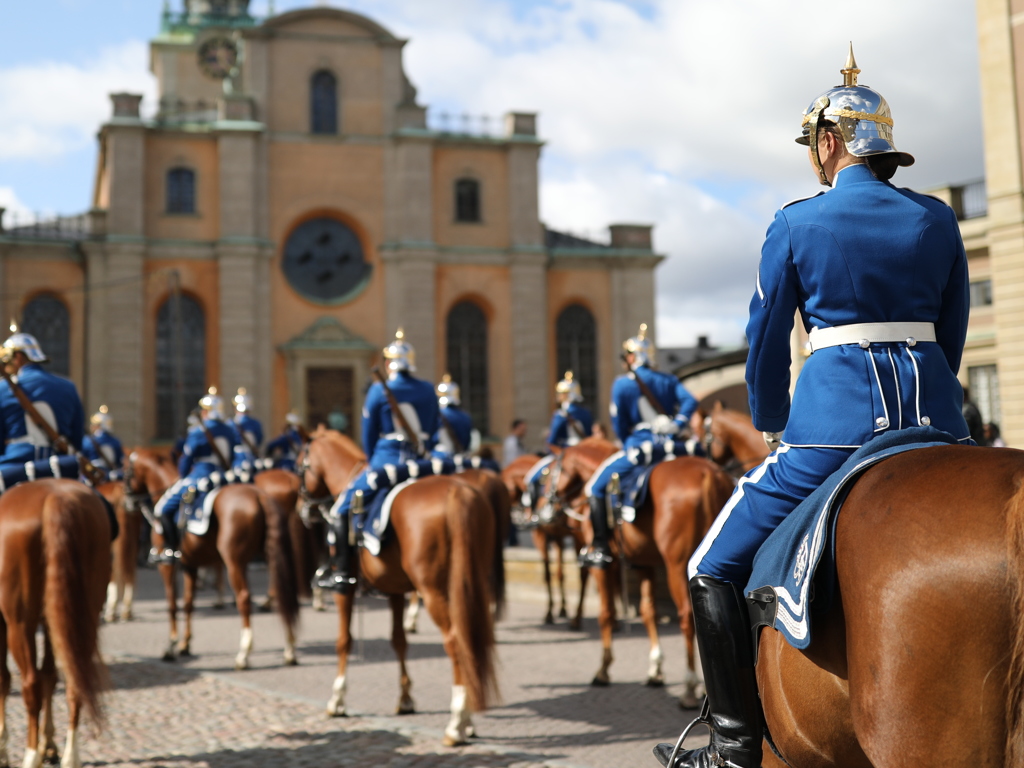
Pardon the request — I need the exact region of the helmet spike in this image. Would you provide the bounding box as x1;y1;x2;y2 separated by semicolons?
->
564;370;574;381
99;404;109;414
395;327;405;341
208;386;218;395
8;320;16;334
638;323;648;340
841;42;860;87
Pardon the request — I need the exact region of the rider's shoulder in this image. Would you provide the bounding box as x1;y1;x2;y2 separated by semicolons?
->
779;191;826;214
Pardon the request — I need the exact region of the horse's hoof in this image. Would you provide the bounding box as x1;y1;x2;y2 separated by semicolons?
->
590;675;610;687
178;646;192;658
161;651;175;662
543;613;554;625
121;610;133;622
284;656;298;667
325;708;347;718
442;734;466;747
396;703;415;715
644;677;665;688
42;746;59;766
558;608;568;619
235;660;249;671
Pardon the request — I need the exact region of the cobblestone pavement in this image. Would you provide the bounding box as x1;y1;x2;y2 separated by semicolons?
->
2;559;710;767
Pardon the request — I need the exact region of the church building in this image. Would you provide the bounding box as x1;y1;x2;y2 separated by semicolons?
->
0;1;662;450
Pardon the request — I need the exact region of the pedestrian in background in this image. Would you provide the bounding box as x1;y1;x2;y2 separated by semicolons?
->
962;386;986;444
502;419;527;467
985;422;1006;447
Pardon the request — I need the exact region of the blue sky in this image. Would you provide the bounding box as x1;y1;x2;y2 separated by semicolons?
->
1;0;985;346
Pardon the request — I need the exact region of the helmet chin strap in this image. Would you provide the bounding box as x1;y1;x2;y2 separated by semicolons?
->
807;95;832;187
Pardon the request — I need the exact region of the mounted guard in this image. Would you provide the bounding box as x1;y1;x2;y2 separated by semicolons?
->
82;405;125;481
151;386;239;564
433;373;500;472
314;329;442;592
265;411;306;472
581;324;698;569
655;48;972;768
521;370;595;512
231;387;265;474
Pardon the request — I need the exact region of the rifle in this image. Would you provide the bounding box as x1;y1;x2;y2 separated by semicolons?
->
439;413;465;454
192;409;231;471
236;422;260;458
371;367;422;456
0;370;105;485
620;353;668;417
564;411;587;442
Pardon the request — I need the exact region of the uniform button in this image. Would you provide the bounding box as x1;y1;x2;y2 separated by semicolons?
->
876;417;889;428
906;337;917;347
920;416;931;426
859;339;870;348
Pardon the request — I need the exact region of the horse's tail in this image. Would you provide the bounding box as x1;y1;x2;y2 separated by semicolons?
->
486;474;509;621
261;489;300;636
446;481;499;712
1006;475;1024;765
43;485;110;727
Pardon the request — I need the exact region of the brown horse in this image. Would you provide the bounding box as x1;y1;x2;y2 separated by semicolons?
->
299;430;497;745
0;480;112;768
700;402;769;477
124;449;299;669
98;479;140;623
746;445;1024;767
503;452;591;628
549;440;734;707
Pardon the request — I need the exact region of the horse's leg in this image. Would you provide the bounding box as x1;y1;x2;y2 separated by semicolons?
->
225;560;253;670
665;557;700;708
179;567;196;657
555;534;568;619
533;529;554;624
0;613;9;768
39;634;58;766
403;592;420;634
326;590;355;716
103;533;122;624
212;562;226;610
8;618;42;768
570;533;588;631
637;567;665;687
419;590;473;746
590;566;615;686
390;594;415;714
121;508;140;621
159;562;179;661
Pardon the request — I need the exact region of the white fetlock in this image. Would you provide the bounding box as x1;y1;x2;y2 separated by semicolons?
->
59;728;80;768
121;585;134;621
443;685;469;745
104;583;118;622
326;675;347;716
21;748;40;768
283;629;297;666
647;644;665;684
312;587;325;612
235;627;253;670
403;598;420;633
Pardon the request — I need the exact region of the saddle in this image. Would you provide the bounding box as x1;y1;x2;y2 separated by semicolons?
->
179;469;252;536
0;455;81;491
744;426;961;651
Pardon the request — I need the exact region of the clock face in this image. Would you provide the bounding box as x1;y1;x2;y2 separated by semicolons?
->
282;218;372;304
197;37;238;80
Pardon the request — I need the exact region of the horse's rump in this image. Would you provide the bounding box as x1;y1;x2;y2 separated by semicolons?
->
761;446;1024;767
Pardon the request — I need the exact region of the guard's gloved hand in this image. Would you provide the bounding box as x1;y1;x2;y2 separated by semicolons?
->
653;414;680;436
763;431;783;451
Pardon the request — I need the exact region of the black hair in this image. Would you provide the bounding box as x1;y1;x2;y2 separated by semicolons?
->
511;418;525;429
864;153;900;181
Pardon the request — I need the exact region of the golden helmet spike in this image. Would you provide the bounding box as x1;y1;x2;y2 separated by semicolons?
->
99;404;109;414
395;327;405;341
208;386;218;395
841;42;860;87
8;320;16;334
564;370;574;381
638;323;648;340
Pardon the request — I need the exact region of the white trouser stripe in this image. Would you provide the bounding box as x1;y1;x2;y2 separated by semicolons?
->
687;445;791;579
584;450;626;497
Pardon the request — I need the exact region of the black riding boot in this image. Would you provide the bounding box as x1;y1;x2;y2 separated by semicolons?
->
149;511;180;565
653;575;763;768
580;496;613;569
314;513;358;593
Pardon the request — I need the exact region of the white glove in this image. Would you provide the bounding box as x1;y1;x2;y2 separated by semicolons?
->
763;431;783;451
653;414;680;436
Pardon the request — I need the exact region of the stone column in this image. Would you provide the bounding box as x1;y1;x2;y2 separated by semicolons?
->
610;265;657;363
382;249;438;382
103;244;146;446
510;252;548;451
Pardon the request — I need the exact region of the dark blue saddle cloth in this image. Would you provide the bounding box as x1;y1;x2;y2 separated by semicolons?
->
619;463;656;523
745;427;962;649
181;469;253;530
355;457;457;556
618;437;700;522
0;455;80;491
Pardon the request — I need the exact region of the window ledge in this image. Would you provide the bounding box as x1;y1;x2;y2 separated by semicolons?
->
163;211;202;217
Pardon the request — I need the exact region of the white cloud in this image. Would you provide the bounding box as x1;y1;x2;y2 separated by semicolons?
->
0;187;33;226
0;40;156;163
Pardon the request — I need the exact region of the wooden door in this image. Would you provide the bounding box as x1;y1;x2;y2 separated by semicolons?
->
306;367;355;438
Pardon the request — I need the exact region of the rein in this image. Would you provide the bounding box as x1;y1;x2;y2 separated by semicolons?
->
296;437;366;525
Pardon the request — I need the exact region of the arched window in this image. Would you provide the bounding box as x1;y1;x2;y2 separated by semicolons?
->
22;294;70;376
311;70;338;134
557;304;598;412
446;301;489;436
454;178;481;223
166;168;196;214
155;294;206;441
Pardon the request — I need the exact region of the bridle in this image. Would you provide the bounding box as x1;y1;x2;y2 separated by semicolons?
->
703;413;761;476
121;452;161;527
537;453;588;524
295;438;364;526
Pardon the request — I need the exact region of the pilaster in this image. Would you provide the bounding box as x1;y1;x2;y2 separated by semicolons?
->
103;244;145;445
382;247;438;382
510;251;548;451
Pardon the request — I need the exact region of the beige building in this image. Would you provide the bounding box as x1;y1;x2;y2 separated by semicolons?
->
0;1;661;451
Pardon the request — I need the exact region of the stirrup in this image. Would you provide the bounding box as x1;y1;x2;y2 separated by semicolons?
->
313;564;357;593
654;698;713;767
148;547;180;566
579;546;613;569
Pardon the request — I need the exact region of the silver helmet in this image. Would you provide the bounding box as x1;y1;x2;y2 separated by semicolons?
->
437;373;461;407
555;370;583;403
90;404;113;432
1;321;47;364
623;323;653;368
383;328;416;373
199;386;225;420
233;387;252;414
797;44;914;186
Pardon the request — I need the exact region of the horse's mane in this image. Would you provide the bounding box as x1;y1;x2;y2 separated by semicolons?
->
311;426;367;462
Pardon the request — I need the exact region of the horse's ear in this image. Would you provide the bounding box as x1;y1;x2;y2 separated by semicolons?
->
713;400;724;413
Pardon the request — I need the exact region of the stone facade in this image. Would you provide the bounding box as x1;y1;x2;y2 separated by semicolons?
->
0;3;661;452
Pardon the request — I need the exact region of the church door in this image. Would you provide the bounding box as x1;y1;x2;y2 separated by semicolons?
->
305;367;354;437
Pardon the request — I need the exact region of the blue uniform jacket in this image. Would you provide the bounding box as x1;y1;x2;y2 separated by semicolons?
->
548;403;593;448
362;372;440;465
610;366;698;444
435;405;473;455
0;364;84;464
748;164;970;447
266;427;302;458
232;414;264;464
83;430;124;469
179;419;239;478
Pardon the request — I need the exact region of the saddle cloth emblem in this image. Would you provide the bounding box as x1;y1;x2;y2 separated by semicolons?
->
792;534;811;586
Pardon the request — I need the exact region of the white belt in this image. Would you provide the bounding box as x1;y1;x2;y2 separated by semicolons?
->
5;436;33;446
808;322;936;353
